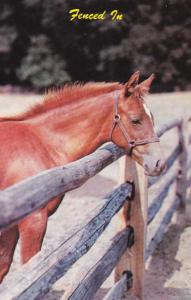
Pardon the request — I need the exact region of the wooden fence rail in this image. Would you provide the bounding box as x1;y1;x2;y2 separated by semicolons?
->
64;229;130;300
148;161;178;224
0;183;132;300
0;114;190;300
0;143;125;229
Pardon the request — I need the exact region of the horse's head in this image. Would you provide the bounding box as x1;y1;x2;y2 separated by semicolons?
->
111;71;165;176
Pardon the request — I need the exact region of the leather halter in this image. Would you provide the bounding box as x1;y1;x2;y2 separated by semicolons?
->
110;93;160;155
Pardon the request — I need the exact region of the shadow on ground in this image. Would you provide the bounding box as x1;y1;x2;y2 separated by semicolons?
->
144;215;191;300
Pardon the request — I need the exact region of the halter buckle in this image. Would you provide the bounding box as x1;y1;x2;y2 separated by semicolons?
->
114;114;120;122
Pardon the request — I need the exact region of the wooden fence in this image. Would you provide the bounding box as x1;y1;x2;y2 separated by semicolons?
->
0;114;190;300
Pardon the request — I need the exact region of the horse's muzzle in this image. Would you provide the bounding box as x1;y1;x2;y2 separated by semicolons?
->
144;158;166;176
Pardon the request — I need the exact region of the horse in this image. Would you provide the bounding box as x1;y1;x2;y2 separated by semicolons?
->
0;71;165;282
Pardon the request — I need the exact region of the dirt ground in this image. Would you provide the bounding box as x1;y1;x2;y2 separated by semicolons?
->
0;91;191;300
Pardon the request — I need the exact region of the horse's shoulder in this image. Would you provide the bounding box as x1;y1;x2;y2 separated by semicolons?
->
0;122;49;161
0;123;56;188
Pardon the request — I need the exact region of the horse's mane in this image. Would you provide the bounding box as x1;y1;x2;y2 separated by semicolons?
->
0;82;123;121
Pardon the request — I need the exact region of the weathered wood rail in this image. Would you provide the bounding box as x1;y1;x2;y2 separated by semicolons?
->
0;114;190;300
0;143;126;229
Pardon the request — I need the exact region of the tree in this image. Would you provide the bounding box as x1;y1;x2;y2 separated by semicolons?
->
17;35;70;89
0;0;190;91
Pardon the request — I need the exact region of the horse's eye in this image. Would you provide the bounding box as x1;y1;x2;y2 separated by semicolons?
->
131;119;141;125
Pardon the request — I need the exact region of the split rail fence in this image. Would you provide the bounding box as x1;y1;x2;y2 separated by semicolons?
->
0;114;190;300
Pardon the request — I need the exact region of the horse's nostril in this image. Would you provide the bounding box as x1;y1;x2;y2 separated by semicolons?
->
156;159;166;172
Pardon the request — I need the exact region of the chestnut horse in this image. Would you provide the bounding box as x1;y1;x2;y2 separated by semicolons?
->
0;72;165;282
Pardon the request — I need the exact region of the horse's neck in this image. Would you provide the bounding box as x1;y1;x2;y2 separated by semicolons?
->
34;92;115;164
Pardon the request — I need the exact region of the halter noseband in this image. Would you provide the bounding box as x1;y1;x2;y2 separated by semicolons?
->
110;93;160;155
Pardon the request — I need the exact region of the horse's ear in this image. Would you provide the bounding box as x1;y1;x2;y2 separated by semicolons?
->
137;74;155;96
124;71;140;97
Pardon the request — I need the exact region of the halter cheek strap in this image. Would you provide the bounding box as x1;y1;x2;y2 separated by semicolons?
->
110;93;160;155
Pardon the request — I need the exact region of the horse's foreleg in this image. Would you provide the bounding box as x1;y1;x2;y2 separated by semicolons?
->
0;225;19;282
47;196;63;216
19;208;48;264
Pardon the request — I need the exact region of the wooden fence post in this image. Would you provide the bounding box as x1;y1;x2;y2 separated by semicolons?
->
115;155;148;299
176;119;189;211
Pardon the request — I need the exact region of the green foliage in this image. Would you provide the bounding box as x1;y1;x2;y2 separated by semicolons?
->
0;25;17;54
0;2;18;83
17;35;70;89
0;0;190;91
